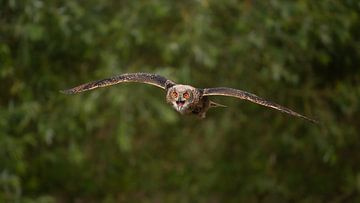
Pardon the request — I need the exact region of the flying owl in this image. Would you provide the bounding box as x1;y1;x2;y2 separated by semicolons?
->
61;72;317;123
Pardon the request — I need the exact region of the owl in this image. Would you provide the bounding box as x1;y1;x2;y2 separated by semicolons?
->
61;72;317;123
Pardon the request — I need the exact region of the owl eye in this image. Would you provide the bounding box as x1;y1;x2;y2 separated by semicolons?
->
183;92;190;99
171;91;178;98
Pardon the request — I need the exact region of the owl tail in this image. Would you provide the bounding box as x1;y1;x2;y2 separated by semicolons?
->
209;101;227;108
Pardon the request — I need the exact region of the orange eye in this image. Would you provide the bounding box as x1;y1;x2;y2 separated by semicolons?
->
183;92;190;99
171;91;178;98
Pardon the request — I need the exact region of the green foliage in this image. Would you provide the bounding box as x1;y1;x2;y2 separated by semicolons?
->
1;0;359;202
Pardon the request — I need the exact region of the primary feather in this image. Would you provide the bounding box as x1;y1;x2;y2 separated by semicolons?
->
203;87;318;124
61;73;174;94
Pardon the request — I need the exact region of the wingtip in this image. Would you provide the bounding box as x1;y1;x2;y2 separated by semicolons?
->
303;116;320;125
59;89;74;94
311;119;321;125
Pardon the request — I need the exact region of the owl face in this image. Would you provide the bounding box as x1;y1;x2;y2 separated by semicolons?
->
167;85;196;113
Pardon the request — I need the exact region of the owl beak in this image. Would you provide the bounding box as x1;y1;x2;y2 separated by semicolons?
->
176;100;185;110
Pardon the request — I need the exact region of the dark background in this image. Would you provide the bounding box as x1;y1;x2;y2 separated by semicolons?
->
1;0;359;202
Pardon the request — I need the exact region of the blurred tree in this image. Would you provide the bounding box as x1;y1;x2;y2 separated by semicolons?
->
0;0;359;202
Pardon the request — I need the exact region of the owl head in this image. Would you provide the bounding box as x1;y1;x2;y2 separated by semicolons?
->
166;85;198;113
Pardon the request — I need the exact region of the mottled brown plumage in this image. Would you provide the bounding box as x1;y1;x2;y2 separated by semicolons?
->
61;72;317;123
60;73;175;94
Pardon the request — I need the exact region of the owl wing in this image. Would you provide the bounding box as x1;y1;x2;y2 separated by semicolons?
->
202;87;318;124
61;73;175;94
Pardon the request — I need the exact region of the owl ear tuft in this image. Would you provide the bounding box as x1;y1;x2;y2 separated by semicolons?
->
165;81;175;90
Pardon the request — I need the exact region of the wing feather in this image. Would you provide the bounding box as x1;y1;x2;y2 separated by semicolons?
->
61;73;175;94
203;87;318;124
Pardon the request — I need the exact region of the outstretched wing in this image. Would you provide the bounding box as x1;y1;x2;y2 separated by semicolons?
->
202;87;318;124
61;73;176;94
